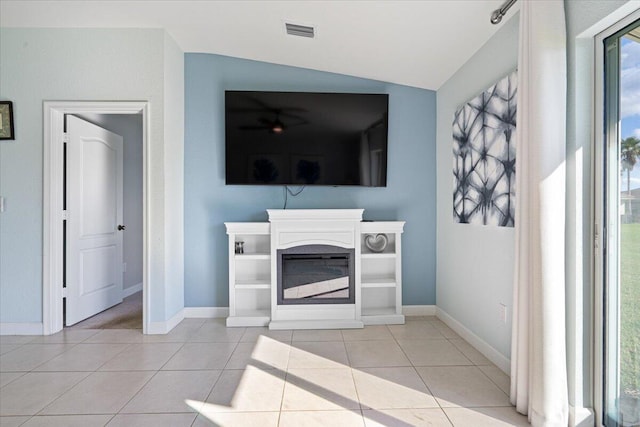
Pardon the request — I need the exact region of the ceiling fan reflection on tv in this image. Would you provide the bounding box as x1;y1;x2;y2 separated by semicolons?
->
231;97;308;134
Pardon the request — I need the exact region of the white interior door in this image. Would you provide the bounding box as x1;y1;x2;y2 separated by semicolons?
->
65;115;124;326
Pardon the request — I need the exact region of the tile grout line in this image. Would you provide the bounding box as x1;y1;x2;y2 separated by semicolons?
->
0;338;91;419
341;330;368;423
28;329;186;420
476;364;511;399
189;322;246;421
277;343;290;427
21;341;82;373
32;341;146;419
390;323;451;415
441;326;511;399
391;320;476;421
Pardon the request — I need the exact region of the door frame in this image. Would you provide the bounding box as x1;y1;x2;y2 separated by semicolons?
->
593;8;640;426
43;101;150;335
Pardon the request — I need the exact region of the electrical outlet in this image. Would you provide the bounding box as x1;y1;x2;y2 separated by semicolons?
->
499;303;508;324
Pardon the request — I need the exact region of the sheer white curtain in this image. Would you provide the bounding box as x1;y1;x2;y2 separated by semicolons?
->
510;1;569;425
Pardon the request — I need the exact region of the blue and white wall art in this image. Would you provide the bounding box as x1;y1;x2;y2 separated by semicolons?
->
452;71;517;227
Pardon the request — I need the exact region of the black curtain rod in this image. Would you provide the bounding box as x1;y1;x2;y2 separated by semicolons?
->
490;0;518;24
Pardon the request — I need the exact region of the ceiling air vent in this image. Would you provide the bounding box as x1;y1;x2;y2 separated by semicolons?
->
285;23;315;38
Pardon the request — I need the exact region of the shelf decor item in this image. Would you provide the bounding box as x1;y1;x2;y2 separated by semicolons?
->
0;101;15;140
364;233;388;253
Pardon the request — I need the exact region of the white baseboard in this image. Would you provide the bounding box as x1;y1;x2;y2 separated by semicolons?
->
183;307;229;318
183;306;435;319
147;308;184;334
184;305;436;319
0;322;44;335
436;307;511;374
123;282;143;298
270;319;364;330
402;305;436;316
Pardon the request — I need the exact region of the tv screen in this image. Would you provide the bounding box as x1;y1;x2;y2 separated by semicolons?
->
225;91;388;186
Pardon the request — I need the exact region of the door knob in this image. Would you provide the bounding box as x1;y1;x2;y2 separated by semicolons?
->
117;225;126;231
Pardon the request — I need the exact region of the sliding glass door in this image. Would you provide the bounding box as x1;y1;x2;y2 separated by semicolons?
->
602;18;640;427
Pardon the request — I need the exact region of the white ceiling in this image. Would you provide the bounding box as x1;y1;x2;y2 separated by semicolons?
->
0;0;518;90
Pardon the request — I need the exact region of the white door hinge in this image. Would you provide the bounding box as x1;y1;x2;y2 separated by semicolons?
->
62;287;67;298
63;133;70;144
62;210;69;220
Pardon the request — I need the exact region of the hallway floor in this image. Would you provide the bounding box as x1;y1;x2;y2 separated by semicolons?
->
0;317;529;426
69;292;143;330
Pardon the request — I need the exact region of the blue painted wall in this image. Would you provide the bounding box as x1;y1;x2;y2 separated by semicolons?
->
184;53;436;308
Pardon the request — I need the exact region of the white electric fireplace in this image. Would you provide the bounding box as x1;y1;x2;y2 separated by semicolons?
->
225;209;405;329
268;209;364;329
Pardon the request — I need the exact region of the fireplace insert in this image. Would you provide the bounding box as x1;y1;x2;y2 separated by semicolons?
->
277;245;355;305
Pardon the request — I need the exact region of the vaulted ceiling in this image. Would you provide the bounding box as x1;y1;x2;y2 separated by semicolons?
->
0;1;518;90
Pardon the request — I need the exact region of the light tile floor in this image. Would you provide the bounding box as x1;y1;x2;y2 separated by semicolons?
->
0;317;530;426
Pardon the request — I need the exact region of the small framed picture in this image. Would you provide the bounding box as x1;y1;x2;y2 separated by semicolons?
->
0;101;15;140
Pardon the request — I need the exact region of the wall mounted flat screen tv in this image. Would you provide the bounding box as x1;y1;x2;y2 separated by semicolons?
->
225;91;389;186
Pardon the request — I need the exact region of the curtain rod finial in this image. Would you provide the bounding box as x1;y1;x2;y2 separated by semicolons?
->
490;0;518;24
490;9;503;24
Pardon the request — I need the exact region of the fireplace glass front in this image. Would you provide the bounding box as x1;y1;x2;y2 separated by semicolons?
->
277;245;355;305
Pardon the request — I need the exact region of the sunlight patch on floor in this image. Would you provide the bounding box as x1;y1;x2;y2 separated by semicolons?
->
189;335;441;426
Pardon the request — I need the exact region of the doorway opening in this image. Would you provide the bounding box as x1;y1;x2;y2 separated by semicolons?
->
65;113;143;330
43;102;150;335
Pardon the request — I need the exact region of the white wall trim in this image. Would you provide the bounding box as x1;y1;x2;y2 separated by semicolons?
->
436;307;510;374
402;305;436;316
184;307;229;318
147;308;184;334
123;282;143;299
43;101;150;335
569;405;595;427
182;306;435;319
42;106;65;335
0;323;44;335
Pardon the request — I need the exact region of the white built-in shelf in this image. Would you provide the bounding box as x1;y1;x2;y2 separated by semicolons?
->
227;309;270;327
361;252;397;259
361;221;404;233
225;216;405;328
225;222;270;235
362;312;405;325
235;281;271;289
362;307;397;316
360;221;405;325
235;308;270;317
361;278;397;288
226;222;272;327
235;253;271;260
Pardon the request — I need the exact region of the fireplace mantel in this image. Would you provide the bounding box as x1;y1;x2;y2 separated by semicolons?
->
225;209;405;329
267;209;364;222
